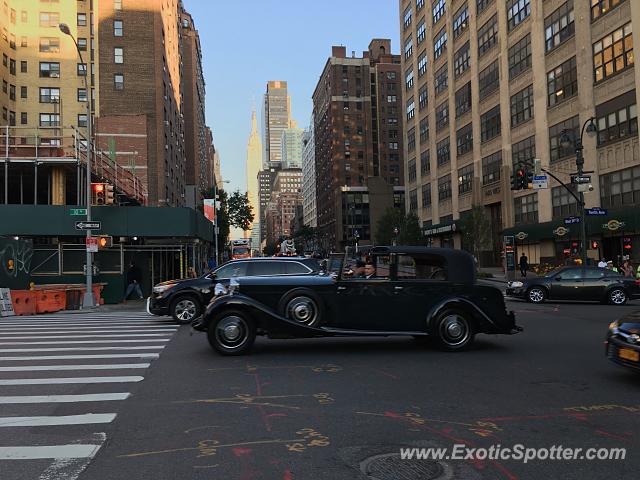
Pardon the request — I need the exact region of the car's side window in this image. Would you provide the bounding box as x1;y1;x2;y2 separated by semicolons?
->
397;255;416;279
284;262;310;274
583;269;605;280
560;268;581;280
215;263;248;279
248;261;285;276
396;254;447;280
371;255;391;278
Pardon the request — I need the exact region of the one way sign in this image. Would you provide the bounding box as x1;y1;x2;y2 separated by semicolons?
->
75;221;101;231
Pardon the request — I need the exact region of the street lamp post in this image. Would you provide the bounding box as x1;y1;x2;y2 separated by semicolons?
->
393;226;399;246
560;117;597;266
213;180;230;265
60;23;94;308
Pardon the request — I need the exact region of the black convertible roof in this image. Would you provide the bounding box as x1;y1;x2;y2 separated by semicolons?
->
369;246;476;283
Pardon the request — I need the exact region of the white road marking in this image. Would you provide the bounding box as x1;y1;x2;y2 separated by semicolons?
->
0;393;130;404
0;414;116;427
0;353;159;361
0;376;144;385
0;346;165;352
0;329;177;334
0;324;177;329
0;444;103;460
0;364;150;372
0;333;173;339
0;339;170;345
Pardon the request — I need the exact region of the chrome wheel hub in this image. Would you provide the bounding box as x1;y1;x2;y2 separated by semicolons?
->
286;297;318;325
223;324;240;341
440;314;469;346
176;300;196;320
215;316;248;348
611;290;626;304
529;289;543;302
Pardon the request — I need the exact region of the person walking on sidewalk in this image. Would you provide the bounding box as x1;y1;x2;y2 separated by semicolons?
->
124;261;143;301
519;253;529;278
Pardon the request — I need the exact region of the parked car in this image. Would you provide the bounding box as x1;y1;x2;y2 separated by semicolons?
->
147;257;323;323
506;266;640;305
192;246;521;355
606;311;640;372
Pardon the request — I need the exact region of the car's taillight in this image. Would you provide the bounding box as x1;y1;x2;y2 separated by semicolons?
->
634;279;640;286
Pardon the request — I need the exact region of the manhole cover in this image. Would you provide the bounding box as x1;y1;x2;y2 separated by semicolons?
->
361;453;444;480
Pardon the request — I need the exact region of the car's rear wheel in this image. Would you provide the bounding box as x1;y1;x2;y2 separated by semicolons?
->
608;288;628;306
170;295;201;324
207;309;256;355
278;289;323;327
432;308;474;351
526;287;546;304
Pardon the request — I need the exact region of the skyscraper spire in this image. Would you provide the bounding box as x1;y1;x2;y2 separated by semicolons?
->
246;107;263;248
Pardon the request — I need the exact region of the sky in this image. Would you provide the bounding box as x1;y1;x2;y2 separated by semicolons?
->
182;0;400;195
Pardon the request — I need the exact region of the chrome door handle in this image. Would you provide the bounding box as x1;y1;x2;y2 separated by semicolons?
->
394;286;404;291
337;286;347;291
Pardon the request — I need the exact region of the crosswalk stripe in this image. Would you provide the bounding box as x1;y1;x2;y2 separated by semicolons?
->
0;334;174;339
0;376;144;385
0;329;177;335
0;346;165;353
0;339;170;345
0;353;159;361
0;444;103;460
0;364;150;372
0;414;116;427
0;393;130;404
0;323;177;328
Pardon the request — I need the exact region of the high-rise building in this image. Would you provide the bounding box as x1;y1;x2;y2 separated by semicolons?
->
281;123;304;169
399;0;640;266
302;120;317;228
262;80;291;169
265;169;302;243
312;40;405;251
246;109;262;247
258;168;277;244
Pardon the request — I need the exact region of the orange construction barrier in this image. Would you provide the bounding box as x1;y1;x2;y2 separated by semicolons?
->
10;290;37;316
35;289;66;314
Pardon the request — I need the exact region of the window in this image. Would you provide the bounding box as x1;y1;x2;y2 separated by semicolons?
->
20;36;27;47
435;101;449;130
591;0;625;21
432;0;446;23
434;63;447;95
434;29;447;59
39;12;59;27
114;19;123;36
437;138;450;166
512;135;535;167
482;151;502;185
458;164;474;194
77;63;87;75
456;123;473;156
284;262;312;275
386;71;396;80
78;38;87;51
114;47;123;64
479;60;499;100
454;42;470;78
114;73;124;90
545;1;574;52
9;59;15;75
20;10;27;23
552;185;578;218
418;84;428;110
407;127;416;152
20;86;26;98
455;82;471;117
438;174;452;201
387;95;397;103
477;0;494;14
422;183;432;207
507;0;531;31
421;150;431;176
77;88;87;102
510;84;534;127
2;54;6;67
417;0;425;10
406;97;415;120
39;113;60;127
403;5;412;29
9;84;15;100
508;33;531;79
454;4;469;38
77;13;87;26
600;165;640;208
418;50;427;77
114;0;123;10
20;112;27;125
39;37;59;53
1;108;6;121
593;23;633;83
39;61;59;77
417;18;426;44
78;114;88;127
419;117;429;142
9;110;15;126
549;115;579;162
404;37;413;59
481;105;501;142
478;14;498;57
1;80;6;94
514;193;538;224
39;87;59;103
596;91;637;145
409;189;418;211
547;57;577;107
389;142;399;150
408;158;417;182
405;67;414;90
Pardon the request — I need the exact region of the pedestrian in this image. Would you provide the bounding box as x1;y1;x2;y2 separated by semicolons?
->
597;258;607;268
207;256;217;271
621;260;633;277
636;263;640;279
519;253;529;278
124;261;143;302
187;267;197;278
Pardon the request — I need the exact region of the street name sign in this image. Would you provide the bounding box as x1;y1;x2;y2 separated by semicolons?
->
532;175;548;189
564;216;581;225
586;207;607;216
75;221;101;231
70;208;88;216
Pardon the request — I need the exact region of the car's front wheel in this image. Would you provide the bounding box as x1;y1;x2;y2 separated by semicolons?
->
526;287;546;304
278;289;323;327
207;309;256;355
608;288;628;306
432;308;474;351
170;295;202;324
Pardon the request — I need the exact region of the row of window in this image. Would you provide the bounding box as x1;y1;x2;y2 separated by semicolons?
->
0;109;87;128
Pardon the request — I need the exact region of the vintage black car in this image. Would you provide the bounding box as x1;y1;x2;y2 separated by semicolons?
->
147;257;322;323
192;246;521;355
506;266;640;305
606;311;640;372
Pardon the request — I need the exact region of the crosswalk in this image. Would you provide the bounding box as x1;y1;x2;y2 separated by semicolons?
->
0;310;178;480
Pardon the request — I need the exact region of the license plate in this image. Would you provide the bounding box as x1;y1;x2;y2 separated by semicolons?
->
619;348;640;362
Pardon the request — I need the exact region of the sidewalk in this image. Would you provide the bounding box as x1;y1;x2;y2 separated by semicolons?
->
57;299;148;315
478;267;539;285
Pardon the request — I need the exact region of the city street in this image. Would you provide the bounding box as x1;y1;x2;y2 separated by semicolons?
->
1;300;637;480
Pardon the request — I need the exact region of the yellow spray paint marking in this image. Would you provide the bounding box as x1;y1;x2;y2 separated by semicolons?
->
176;393;335;410
207;364;343;373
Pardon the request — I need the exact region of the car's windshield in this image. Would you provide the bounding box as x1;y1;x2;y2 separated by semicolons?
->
233;247;250;255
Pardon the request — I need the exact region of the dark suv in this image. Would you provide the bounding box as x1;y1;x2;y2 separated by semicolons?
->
147;257;323;323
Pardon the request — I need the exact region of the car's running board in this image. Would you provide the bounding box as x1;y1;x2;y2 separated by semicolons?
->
319;327;428;337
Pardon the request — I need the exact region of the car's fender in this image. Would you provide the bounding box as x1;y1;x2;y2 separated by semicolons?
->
426;296;502;333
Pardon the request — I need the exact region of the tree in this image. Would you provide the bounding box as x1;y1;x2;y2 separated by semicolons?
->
227;190;254;231
459;204;492;266
374;208;424;246
292;225;317;252
199;187;230;261
263;240;278;256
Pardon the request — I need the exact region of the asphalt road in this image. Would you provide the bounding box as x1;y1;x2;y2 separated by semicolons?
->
2;299;639;480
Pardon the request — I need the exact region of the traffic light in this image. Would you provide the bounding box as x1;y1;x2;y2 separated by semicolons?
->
92;183;106;205
526;170;534;189
97;236;113;248
623;237;632;253
105;183;115;205
511;168;528;190
591;240;600;250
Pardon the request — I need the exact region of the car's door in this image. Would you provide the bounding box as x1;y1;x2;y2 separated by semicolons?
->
549;267;583;299
580;267;607;299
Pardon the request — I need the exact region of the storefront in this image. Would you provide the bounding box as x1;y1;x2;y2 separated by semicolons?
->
423;221;460;249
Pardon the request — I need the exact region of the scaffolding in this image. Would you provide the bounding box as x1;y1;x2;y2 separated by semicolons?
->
0;125;147;205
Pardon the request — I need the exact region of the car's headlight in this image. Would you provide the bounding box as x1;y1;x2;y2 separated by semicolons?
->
153;283;176;294
509;281;524;288
214;283;227;296
609;320;619;334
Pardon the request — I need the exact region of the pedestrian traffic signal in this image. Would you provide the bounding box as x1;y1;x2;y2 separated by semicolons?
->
511;168;529;190
591;240;599;250
105;183;115;205
526;170;534;189
91;183;106;205
623;237;632;252
97;236;112;248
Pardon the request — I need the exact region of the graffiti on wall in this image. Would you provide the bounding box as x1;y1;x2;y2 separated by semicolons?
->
0;239;33;289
